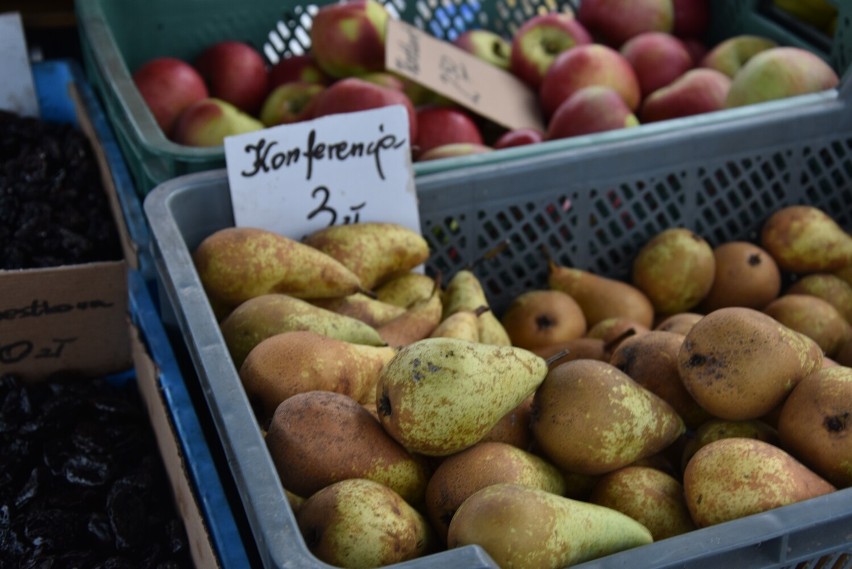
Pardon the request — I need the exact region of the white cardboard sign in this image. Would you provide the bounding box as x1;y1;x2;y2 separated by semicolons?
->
0;12;39;118
224;104;420;240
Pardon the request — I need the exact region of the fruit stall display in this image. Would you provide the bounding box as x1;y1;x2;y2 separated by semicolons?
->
75;0;847;196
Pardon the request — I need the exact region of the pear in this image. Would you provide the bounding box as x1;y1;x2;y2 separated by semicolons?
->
680;417;780;473
631;227;716;315
678;306;824;420
374;271;437;307
265;391;431;506
683;437;836;527
589;465;696;540
376;277;443;348
424;441;567;543
654;312;703;335
777;366;852;488
429;305;489;342
532;337;609;368
479;394;534;450
763;294;851;357
547;260;655;329
697;240;782;312
219;293;386;367
376;337;548;456
530;359;685;475
585;316;650;354
193;226;363;311
836;264;852;287
786;273;852;324
309;292;405;327
501;289;587;351
238;331;397;422
610;330;713;430
760;205;852;273
296;478;436;569
446;483;653;569
302;222;430;290
442;269;512;346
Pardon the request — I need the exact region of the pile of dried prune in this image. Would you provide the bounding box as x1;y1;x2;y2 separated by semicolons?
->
0;372;194;569
0;110;123;270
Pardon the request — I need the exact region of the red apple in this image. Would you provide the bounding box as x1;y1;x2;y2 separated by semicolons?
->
172;98;264;147
309;0;390;79
700;35;778;78
453;29;512;70
414;106;483;159
259;82;325;126
577;0;675;47
539;43;642;119
132;57;209;137
546;85;639;141
509;12;593;89
311;77;418;142
268;53;331;88
416;142;493;161
639;68;731;122
672;0;709;39
620;32;694;98
493;127;545;149
194;40;270;117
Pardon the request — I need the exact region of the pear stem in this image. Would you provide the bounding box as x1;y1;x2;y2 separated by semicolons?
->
464;239;511;271
545;349;571;368
603;327;638;352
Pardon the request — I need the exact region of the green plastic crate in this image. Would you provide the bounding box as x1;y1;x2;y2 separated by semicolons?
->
76;0;850;197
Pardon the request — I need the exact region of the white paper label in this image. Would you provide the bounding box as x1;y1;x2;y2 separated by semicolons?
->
0;12;39;118
224;105;420;240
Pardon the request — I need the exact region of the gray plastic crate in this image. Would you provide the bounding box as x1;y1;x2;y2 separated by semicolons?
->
145;69;852;568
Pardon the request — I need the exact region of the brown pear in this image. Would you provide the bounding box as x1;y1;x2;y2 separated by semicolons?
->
786;273;852;324
678;307;824;420
610;330;712;430
589;465;696;540
532;337;609;368
531;359;685;475
442;269;512;346
429;305;489;342
265;391;432;506
777;366;852;488
377;278;443;347
698;240;781;311
585;316;650;354
501;289;587;351
835;264;852;287
632;227;716;315
309;292;405;327
683;437;836;527
760;205;852;273
547;261;655;328
239;330;397;423
763;294;851;357
654;312;703;335
680;418;780;473
480;394;534;450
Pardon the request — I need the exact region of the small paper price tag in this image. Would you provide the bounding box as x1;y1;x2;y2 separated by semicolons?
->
386;19;544;132
224;104;420;240
0;12;39;118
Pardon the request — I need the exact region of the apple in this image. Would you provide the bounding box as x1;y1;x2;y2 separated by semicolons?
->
453;29;512;70
132;57;209;138
639;68;731;122
268;53;331;88
416;142;493;162
493;127;545;149
620;32;694;97
172;98;265;147
699;35;778;78
309;0;390;79
577;0;674;47
672;0;710;39
725;46;839;108
361;71;407;91
414;106;483;159
539;43;642;119
310;77;418;143
546;85;640;141
509;12;593;89
259;82;325;126
194;40;270;117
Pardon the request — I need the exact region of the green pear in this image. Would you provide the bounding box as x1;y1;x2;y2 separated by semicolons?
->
680;417;779;473
786;273;852;324
530;359;685;475
374;271;437;307
442;269;512;346
238;331;397;422
447;483;653;569
376;337;548;456
683;438;836;527
429;305;489;342
296;478;436;569
309;292;406;327
302;222;430;290
760;205;852;273
376;278;443;348
763;293;851;357
700;35;777;78
631;227;716;315
678;307;824;420
424;441;566;543
266;391;431;506
547;261;655;329
193;226;364;311
219;293;386;367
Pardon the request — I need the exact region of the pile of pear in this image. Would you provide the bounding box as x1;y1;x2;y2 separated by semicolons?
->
191;204;852;569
